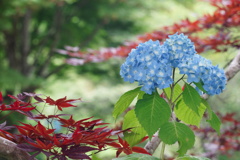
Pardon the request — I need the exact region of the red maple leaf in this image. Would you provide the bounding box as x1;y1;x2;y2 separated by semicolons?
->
53;135;71;147
112;137;151;157
29;122;54;140
0;101;35;112
58;116;76;127
45;96;80;111
27;138;54;150
0;130;15;142
16;122;55;140
132;146;150;155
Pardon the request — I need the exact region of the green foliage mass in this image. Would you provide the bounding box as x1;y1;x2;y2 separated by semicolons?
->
0;0;215;96
0;0;154;94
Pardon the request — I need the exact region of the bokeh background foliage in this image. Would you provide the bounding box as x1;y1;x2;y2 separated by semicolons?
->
0;0;239;159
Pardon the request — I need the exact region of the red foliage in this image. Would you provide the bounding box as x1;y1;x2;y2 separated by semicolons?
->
0;102;35;112
44;96;80;111
0;92;149;159
107;136;150;157
0;95;35;112
192;113;240;158
58;0;240;66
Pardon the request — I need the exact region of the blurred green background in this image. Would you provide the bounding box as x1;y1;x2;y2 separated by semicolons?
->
0;0;239;159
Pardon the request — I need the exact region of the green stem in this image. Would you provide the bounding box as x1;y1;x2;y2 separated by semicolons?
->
170;68;176;103
172;92;183;104
160;69;176;159
162;89;170;102
174;74;185;86
160;142;166;160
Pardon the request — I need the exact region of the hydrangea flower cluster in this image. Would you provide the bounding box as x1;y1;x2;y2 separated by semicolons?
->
178;54;226;95
120;40;173;94
163;33;197;67
120;33;226;95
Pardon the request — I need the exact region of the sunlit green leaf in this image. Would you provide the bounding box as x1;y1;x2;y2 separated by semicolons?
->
91;154;102;160
122;110;147;147
112;153;159;160
182;83;201;115
176;155;211;160
193;81;207;93
137;91;145;100
159;122;195;156
174;99;206;127
201;99;212;120
207;111;221;134
135;92;171;138
113;87;142;119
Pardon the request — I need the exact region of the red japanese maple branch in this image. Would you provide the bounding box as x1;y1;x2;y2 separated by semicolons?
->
0;136;34;160
144;50;240;154
59;0;240;66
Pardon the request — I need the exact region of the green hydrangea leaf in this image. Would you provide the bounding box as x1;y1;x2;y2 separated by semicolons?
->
135;92;171;138
182;83;201;115
112;153;159;160
113;87;143;119
122;110;147;147
137;91;145;100
164;83;182;103
207;111;221;134
174;99;206;127
159;122;195;156
176;155;211;160
193;81;207;93
91;154;102;160
201;99;212;120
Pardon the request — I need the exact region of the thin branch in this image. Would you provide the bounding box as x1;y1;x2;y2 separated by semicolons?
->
43;63;67;79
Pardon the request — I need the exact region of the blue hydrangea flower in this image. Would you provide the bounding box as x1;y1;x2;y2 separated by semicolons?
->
178;54;226;95
163;33;197;67
120;33;226;95
201;66;226;95
120;40;173;94
178;54;212;83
